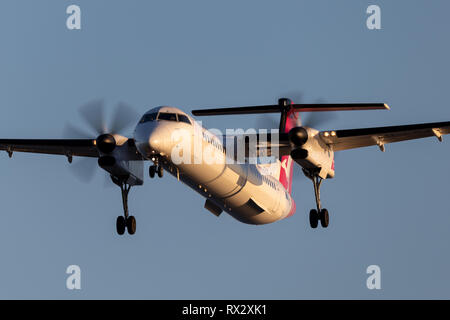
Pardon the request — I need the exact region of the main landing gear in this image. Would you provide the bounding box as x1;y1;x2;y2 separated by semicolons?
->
303;169;329;229
111;176;136;236
149;164;163;178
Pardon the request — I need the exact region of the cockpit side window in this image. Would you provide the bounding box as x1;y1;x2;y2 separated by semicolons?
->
139;112;158;123
158;112;177;122
177;114;191;124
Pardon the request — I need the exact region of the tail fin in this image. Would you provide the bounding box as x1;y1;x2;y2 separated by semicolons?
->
277;103;300;195
258;99;299;194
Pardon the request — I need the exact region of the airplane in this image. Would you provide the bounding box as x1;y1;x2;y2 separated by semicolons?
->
0;97;449;235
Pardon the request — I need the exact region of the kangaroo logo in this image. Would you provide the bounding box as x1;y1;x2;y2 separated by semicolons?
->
281;156;292;181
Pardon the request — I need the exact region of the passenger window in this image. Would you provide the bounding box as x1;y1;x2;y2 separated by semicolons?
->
158;112;177;122
178;114;191;124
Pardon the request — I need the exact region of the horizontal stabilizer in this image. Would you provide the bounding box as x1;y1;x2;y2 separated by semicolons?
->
192;103;389;116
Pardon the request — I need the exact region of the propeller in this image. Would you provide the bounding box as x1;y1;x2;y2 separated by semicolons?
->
254;113;279;131
301;99;338;129
63;99;139;183
253;93;339;181
284;93;339;179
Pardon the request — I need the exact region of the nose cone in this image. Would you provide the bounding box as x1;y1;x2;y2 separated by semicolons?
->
134;122;168;158
149;129;163;151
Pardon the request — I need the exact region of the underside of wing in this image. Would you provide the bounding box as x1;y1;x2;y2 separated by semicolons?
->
0;139;98;157
320;121;450;151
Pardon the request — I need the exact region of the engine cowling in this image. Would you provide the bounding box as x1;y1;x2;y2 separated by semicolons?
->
98;155;116;167
288;126;335;179
96;135;144;185
290;148;308;160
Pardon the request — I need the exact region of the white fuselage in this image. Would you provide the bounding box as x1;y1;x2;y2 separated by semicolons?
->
134;107;296;225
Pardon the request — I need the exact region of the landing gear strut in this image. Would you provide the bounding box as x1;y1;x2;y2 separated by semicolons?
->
112;176;136;235
303;169;329;229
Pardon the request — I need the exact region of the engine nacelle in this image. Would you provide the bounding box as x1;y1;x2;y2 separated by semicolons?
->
289;127;335;179
97;139;144;186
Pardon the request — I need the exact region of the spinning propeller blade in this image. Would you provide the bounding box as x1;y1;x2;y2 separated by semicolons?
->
63;99;139;184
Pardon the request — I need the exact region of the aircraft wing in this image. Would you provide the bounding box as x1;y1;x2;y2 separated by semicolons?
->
320;121;450;151
0;139;98;158
0;138;144;160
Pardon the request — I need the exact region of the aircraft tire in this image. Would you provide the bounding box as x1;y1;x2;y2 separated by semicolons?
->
149;165;156;178
309;209;319;229
116;216;126;235
319;209;329;228
126;216;136;235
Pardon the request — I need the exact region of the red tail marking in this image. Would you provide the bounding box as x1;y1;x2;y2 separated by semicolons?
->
278;109;298;195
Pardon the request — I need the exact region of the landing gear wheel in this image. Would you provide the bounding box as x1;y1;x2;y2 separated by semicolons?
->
309;209;319;229
127;216;136;235
149;165;156;178
319;209;329;228
116;216;126;235
157;165;163;178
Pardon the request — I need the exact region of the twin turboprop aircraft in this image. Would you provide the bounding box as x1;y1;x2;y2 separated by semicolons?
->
1;98;449;235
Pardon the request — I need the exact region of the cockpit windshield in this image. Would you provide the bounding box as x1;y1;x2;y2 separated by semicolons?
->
139;111;191;125
158;112;177;121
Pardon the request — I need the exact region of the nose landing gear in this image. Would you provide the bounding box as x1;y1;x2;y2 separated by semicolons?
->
304;169;330;229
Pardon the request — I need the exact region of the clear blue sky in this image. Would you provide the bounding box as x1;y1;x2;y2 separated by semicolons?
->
0;0;449;299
